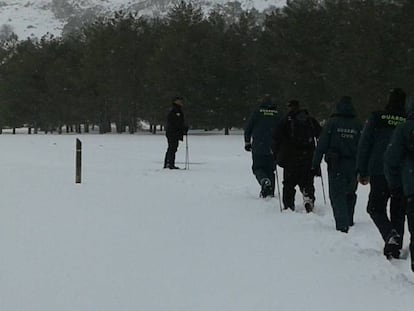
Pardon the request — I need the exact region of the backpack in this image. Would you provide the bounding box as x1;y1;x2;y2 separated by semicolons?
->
288;111;316;147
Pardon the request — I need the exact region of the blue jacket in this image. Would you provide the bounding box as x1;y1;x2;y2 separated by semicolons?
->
384;98;414;196
312;97;362;170
357;107;406;177
244;101;280;155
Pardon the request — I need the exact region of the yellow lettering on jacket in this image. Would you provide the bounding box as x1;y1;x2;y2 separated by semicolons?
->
259;109;278;116
380;114;406;126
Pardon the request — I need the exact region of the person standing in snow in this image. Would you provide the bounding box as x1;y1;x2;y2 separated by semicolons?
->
357;88;407;259
164;96;188;169
272;100;322;212
244;94;281;198
312;96;362;233
384;96;414;271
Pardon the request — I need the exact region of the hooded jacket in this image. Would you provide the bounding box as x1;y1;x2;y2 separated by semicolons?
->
384;97;414;196
244;99;280;155
357;89;406;177
312;96;362;170
166;103;186;140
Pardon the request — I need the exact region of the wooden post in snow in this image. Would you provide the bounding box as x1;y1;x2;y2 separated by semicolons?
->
76;138;82;184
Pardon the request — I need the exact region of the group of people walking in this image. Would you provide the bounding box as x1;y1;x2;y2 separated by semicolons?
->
244;89;414;272
244;96;322;211
162;91;414;272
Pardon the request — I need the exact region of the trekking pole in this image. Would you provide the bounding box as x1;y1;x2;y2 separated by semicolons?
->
312;134;327;206
320;168;327;206
275;165;283;212
185;134;190;170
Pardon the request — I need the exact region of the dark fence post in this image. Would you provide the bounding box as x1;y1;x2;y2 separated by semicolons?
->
76;138;82;184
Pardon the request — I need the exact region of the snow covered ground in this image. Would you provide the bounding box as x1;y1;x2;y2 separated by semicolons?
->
0;132;413;311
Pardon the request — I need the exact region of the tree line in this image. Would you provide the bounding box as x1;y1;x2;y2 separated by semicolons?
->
0;0;413;135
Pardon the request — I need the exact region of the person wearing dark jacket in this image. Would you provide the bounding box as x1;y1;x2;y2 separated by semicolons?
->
244;95;281;198
273;100;322;212
384;96;414;271
312;96;362;233
164;96;188;169
357;88;407;259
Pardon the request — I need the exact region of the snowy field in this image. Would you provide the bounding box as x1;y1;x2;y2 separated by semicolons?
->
0;132;413;311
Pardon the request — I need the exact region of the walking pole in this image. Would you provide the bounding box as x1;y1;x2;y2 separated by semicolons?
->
275;165;283;212
320;169;327;206
185;134;189;170
311;130;326;206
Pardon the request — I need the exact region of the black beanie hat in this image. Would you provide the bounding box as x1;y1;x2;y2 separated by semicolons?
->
172;96;184;104
262;94;272;105
287;99;299;108
387;88;406;111
339;96;352;105
336;96;355;116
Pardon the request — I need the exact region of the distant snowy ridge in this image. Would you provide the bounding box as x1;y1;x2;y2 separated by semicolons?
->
0;0;286;40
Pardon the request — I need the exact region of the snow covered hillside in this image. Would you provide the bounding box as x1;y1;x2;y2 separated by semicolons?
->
0;133;412;311
0;0;285;40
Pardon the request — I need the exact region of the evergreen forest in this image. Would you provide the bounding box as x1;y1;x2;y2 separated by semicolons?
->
0;0;413;134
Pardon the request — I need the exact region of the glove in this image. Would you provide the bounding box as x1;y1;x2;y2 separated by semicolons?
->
357;174;370;185
183;126;189;135
244;142;252;152
390;187;403;198
311;167;321;177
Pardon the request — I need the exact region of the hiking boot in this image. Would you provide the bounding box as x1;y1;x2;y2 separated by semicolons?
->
168;165;180;169
384;229;401;259
260;178;273;198
303;196;314;213
338;227;349;233
411;245;414;272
